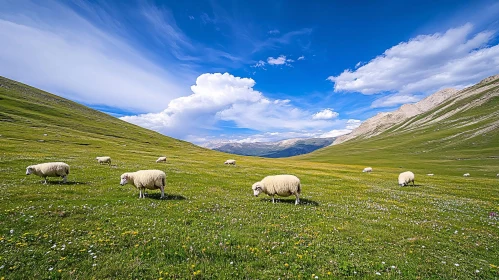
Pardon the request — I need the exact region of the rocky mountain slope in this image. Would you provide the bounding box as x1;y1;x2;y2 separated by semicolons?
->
210;137;335;158
300;74;499;172
333;88;459;145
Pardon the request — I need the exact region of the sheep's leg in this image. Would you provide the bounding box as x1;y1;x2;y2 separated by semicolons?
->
295;193;300;205
62;175;67;183
271;195;275;203
139;188;143;199
160;186;165;199
412;180;415;187
43;177;47;184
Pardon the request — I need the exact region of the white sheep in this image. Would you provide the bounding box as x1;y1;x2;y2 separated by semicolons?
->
95;156;111;165
224;159;236;165
26;162;70;184
463;173;470;177
362;167;373;173
427;173;434;176
120;170;166;199
252;175;301;205
398;171;415;186
156;156;167;163
496;174;499;177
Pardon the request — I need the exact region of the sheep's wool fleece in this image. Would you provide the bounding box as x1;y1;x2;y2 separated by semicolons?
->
156;157;167;162
260;175;301;197
126;170;166;190
96;156;111;163
30;162;70;177
398;171;415;185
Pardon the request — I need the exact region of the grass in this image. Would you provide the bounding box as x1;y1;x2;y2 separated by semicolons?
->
0;76;498;279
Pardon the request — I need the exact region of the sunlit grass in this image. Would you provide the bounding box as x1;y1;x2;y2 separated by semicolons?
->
1;77;498;278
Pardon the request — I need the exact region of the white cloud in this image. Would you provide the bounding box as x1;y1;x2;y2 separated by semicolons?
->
0;0;190;113
346;119;362;130
298;55;305;60
370;94;422;108
121;73;348;140
328;24;499;96
267;55;294;66
355;61;362;68
268;29;280;35
312;109;339;120
319;129;352;138
252;60;266;68
188;15;195;20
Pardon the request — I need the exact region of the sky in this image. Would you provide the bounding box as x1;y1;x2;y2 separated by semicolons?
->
1;0;499;146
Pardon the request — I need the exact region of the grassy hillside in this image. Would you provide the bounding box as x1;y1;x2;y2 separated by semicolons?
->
0;77;498;279
300;78;499;177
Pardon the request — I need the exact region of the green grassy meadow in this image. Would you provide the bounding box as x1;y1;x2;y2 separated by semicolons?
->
1;77;498;279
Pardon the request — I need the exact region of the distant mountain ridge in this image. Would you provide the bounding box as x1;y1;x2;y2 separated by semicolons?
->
210;137;335;158
333;88;460;145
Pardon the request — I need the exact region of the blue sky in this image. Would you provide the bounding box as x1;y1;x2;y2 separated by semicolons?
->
1;0;499;146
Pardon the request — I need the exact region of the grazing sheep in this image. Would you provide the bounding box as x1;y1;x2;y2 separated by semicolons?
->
362;167;373;173
120;170;166;199
463;173;470;177
26;162;70;184
156;156;167;163
427;173;434;176
497;174;499;177
252;175;301;205
398;171;415;186
95;156;111;165
224;159;236;165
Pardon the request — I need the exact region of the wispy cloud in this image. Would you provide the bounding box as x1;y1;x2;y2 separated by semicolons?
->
252;28;313;53
0;0;190;113
268;29;280;35
298;55;305;60
252;60;266;68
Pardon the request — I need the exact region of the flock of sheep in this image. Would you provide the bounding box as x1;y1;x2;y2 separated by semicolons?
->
25;159;497;205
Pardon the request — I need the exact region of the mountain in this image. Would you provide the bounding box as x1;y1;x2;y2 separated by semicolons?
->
210;137;335;158
333;88;459;145
300;74;499;173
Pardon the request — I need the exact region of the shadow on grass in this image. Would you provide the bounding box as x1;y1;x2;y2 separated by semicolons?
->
260;198;319;206
146;193;187;200
45;181;88;185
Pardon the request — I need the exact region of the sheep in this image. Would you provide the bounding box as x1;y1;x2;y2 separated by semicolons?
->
252;175;301;205
427;173;434;176
398;171;415;186
362;167;373;173
26;162;70;184
463;173;470;177
497;174;499;177
224;159;236;165
120;170;166;199
95;156;111;165
156;156;167;163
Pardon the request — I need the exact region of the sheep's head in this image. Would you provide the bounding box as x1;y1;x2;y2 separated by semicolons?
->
252;182;263;196
26;166;34;175
120;173;130;185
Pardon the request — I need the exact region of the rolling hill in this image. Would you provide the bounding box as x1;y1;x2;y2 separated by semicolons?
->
300;75;499;176
209;137;335;158
0;76;498;279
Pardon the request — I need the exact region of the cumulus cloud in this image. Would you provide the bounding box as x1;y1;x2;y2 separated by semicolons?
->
267;55;294;66
121;73;350;140
298;55;305;60
319;129;352;138
312;109;339;120
328;24;499;99
0;0;190;113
